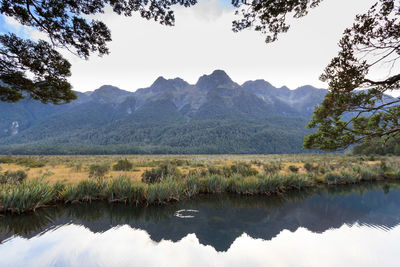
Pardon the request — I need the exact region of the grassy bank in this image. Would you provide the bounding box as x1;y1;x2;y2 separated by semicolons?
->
1;156;400;214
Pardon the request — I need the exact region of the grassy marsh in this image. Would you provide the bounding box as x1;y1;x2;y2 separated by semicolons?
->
1;154;400;214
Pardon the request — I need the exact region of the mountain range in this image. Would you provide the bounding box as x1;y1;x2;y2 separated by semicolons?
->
0;70;329;154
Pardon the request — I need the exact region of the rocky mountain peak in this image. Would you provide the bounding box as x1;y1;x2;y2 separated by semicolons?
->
150;76;189;93
196;70;239;91
151;76;167;87
242;80;276;93
91;85;133;103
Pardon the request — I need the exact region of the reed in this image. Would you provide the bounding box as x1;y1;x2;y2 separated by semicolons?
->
1;159;400;215
282;173;315;189
185;175;200;198
145;181;185;204
257;175;285;194
199;175;226;193
0;170;27;185
231;176;259;195
63;179;107;202
0;179;54;213
107;176;145;204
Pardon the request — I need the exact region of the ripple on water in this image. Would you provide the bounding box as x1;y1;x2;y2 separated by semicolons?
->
174;209;199;218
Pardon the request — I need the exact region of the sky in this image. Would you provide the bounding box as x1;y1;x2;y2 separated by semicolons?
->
1;0;380;92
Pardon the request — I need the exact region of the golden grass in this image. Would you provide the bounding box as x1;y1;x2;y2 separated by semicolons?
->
1;154;398;185
0;163;148;184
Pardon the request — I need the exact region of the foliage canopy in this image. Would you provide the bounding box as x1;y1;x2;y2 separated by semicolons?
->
304;0;400;150
0;0;197;104
1;0;399;151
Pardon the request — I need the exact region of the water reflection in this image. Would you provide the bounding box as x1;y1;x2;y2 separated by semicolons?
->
1;182;400;266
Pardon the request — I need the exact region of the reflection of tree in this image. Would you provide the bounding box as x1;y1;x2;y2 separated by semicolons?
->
1;182;400;251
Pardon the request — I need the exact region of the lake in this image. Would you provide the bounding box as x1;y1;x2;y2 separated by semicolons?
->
1;182;400;267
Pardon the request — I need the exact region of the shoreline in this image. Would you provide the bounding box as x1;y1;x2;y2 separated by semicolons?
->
1;168;400;215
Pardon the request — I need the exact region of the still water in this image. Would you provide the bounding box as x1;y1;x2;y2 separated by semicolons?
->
1;183;400;267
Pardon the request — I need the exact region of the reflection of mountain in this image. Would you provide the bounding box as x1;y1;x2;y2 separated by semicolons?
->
1;184;400;251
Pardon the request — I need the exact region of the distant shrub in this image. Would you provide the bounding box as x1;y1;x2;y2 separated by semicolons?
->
170;159;190;166
205;163;258;177
230;163;258;176
304;163;319;172
304;163;312;172
113;159;133;171
0;156;13;164
0;170;27;184
288;165;299;173
207;165;222;175
250;160;262;166
89;164;110;180
142;161;181;184
15;157;46;168
380;160;389;172
263;162;282;174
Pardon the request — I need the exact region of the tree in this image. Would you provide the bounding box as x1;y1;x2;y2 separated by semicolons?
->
231;0;322;43
0;0;197;104
302;0;400;150
2;0;398;151
229;0;400;150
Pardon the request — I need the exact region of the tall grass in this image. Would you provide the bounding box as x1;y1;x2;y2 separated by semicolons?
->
146;181;185;204
1;160;400;214
63;180;108;202
0;179;54;214
108;176;145;204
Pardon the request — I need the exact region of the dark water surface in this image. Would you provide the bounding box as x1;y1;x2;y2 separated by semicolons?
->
1;183;400;266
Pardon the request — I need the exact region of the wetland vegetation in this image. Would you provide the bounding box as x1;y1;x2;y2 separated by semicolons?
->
2;181;400;267
1;154;399;214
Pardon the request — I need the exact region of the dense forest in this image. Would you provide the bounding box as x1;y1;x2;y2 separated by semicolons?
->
0;71;323;154
0;70;396;155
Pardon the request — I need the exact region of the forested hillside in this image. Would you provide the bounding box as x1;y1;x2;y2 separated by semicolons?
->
0;70;328;154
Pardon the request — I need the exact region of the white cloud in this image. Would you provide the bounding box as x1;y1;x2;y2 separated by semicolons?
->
64;0;377;92
190;0;234;22
3;0;389;95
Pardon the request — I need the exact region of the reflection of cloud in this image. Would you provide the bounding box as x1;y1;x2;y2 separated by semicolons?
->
1;223;399;267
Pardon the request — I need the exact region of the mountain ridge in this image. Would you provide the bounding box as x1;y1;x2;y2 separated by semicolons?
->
0;70;330;154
